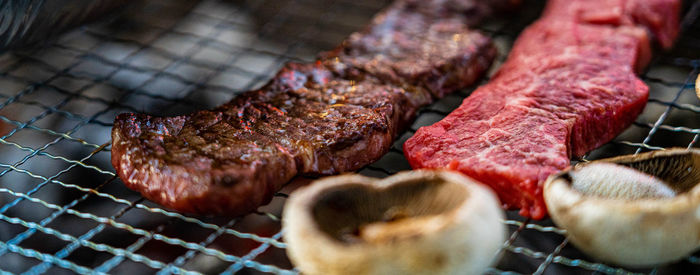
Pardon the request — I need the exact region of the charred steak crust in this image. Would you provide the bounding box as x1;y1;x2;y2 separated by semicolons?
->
113;63;415;215
403;0;680;219
322;1;497;98
112;0;501;215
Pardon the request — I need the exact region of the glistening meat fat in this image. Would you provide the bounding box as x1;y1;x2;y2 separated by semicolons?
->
111;0;500;215
403;0;680;220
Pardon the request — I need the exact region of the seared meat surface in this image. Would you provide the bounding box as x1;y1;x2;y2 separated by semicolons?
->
323;0;496;98
112;0;500;215
113;63;421;214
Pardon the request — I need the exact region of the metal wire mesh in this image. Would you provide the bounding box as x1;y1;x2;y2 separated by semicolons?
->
0;0;698;274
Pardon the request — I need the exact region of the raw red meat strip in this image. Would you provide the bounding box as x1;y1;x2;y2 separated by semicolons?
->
403;0;681;219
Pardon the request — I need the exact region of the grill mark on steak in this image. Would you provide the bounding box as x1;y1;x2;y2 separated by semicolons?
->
322;0;496;98
112;0;503;215
113;64;398;214
403;0;680;220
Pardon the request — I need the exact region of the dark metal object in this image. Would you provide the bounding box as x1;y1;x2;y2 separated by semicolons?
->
0;0;697;274
0;0;132;52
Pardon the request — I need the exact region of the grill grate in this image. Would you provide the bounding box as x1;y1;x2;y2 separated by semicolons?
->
0;0;698;274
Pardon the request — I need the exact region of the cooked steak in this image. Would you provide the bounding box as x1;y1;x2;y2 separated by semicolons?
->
403;0;680;219
112;1;499;215
322;0;496;98
113;63;415;214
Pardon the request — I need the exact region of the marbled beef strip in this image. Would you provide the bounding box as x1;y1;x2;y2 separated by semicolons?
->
404;0;680;219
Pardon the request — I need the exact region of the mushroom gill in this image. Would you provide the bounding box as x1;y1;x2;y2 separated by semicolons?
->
570;162;675;200
310;176;468;244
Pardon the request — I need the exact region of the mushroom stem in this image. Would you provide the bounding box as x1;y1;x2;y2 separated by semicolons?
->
359;215;441;244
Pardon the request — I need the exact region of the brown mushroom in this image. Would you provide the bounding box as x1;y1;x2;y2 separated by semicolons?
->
544;148;700;268
282;170;506;275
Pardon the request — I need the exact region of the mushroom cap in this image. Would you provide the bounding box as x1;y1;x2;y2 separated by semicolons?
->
696;74;699;100
282;170;506;275
544;148;700;268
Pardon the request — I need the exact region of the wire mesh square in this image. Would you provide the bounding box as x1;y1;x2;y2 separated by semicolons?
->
0;0;698;274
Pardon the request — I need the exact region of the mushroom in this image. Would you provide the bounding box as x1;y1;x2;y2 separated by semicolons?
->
544;148;700;268
282;170;506;275
696;74;699;100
